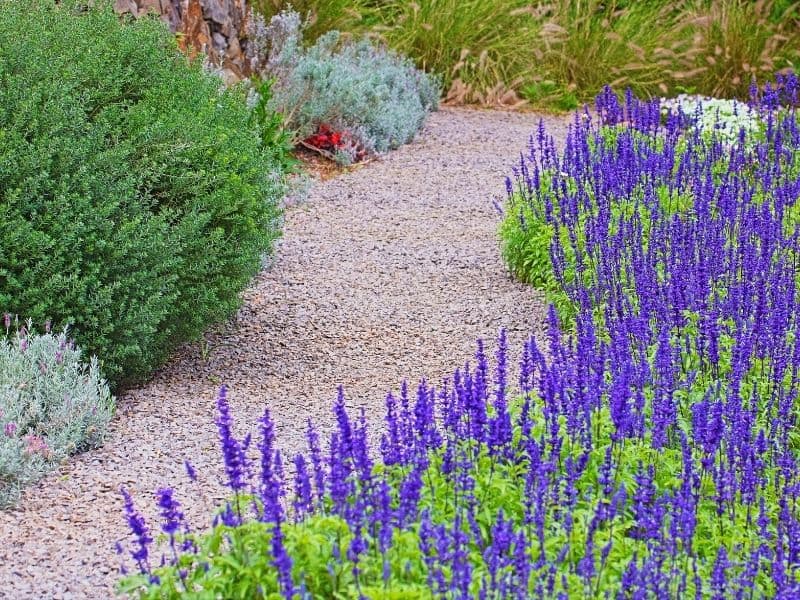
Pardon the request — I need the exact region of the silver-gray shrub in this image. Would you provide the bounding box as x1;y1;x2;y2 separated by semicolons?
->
0;320;113;506
249;10;441;162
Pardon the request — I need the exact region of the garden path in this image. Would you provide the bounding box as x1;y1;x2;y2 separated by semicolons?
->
0;107;567;598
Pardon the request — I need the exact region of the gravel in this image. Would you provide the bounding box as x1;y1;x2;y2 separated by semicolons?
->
0;107;568;598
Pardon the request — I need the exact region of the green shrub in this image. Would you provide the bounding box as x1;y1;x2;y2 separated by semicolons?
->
0;0;284;388
0;319;113;506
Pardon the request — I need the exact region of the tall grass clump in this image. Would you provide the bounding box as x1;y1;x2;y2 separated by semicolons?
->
680;0;800;99
118;77;800;597
245;1;800;110
525;1;691;109
0;0;284;388
1;319;113;507
358;0;538;104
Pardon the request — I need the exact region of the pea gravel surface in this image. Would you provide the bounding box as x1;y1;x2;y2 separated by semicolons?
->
0;107;568;599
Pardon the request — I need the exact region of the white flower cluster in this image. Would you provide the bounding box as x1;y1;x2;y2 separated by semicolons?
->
661;95;762;143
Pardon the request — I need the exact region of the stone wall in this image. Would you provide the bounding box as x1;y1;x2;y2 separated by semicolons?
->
114;0;252;83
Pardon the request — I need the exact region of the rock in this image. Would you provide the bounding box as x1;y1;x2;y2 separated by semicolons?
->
115;0;254;78
113;0;138;16
212;31;228;51
201;0;230;25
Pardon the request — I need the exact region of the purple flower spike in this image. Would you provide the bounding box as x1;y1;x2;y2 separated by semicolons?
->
156;488;185;566
215;385;247;494
184;460;197;482
120;487;152;576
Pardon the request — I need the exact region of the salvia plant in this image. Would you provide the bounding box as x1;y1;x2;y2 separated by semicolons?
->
119;75;800;597
0;317;113;507
247;9;441;164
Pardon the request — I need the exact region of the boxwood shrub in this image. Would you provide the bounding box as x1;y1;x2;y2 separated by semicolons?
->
0;0;284;388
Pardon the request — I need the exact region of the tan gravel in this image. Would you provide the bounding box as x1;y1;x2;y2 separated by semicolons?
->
0;107;568;599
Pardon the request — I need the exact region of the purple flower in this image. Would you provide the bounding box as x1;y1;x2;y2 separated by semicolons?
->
711;546;729;600
120;487;152;575
396;465;424;528
305;420;326;508
292;454;313;520
271;519;295;597
156;488;184;537
184;460;197;482
215;385;248;494
4;421;17;438
156;488;184;566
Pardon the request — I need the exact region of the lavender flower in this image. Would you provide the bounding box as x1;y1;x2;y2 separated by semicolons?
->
121;487;152;575
215;385;247;494
156;488;184;566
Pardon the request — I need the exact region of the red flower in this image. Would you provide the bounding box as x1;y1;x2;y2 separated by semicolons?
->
303;124;367;161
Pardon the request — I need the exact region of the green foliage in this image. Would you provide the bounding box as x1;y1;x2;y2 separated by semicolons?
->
521;81;579;112
121;513;435;599
358;0;539;104
500;194;577;321
0;320;113;506
249;78;301;178
530;0;691;105
0;0;284;388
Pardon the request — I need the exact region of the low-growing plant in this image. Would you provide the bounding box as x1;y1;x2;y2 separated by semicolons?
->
248;9;440;164
0;0;284;388
0;318;113;507
302;123;367;163
658;94;762;142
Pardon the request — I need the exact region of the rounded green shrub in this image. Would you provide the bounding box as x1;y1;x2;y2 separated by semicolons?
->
0;0;283;388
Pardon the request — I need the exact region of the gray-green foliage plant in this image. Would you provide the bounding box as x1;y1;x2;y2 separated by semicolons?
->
0;319;113;507
250;9;441;163
0;0;284;388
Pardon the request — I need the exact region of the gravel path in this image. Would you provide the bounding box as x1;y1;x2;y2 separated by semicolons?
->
0;107;567;598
